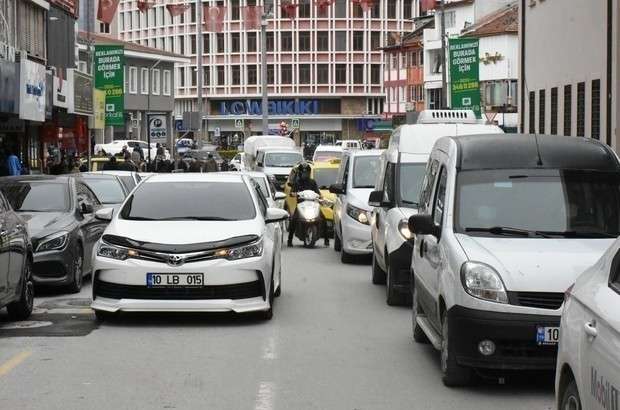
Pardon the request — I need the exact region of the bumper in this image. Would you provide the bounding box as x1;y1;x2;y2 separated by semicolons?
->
91;295;270;314
341;215;372;255
389;242;413;291
32;249;74;286
448;306;560;370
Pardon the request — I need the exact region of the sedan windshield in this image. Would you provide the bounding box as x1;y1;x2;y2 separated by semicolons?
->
352;156;381;188
0;182;70;212
82;178;126;204
399;163;427;207
264;152;302;167
456;169;620;238
313;168;339;189
121;181;256;221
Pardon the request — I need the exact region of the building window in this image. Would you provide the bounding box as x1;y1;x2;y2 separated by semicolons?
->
231;66;240;85
564;84;572;135
317;64;329;84
370;32;381;50
231;0;240;20
353;64;364;84
299;31;311;51
387;0;397;18
267;64;275;84
266;32;275;51
191;69;197;87
335;32;346;51
371;1;380;18
203;34;210;53
577;82;585;137
335;64;346;84
217;33;225;52
231;33;240;52
353;31;364;51
141;68;149;94
247;65;257;85
203;66;210;85
178;36;185;54
591;79;600;140
335;0;346;17
550;87;558;135
129;67;138;94
528;91;535;134
152;69;160;95
191;35;196;54
281;64;292;84
403;0;412;19
281;31;293;51
247;32;257;52
299;64;311;84
539;89;545;134
299;0;310;17
178;67;185;87
163;70;171;95
99;22;110;33
317;31;329;51
217;66;225;85
444;10;456;28
371;64;381;84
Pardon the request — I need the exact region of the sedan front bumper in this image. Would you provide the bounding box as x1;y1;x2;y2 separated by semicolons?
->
91;295;270;314
341;214;372;255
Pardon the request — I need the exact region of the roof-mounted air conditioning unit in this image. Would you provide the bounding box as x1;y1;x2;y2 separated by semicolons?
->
416;109;478;124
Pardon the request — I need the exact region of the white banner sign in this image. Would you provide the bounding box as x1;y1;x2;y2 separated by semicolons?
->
19;59;46;122
53;76;70;109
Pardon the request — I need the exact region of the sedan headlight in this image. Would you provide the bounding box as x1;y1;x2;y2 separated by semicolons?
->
460;261;508;304
97;242;137;260
398;219;412;240
346;204;369;225
215;239;263;261
36;231;69;252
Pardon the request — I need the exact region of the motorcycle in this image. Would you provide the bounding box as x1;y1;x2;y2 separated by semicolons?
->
291;190;333;248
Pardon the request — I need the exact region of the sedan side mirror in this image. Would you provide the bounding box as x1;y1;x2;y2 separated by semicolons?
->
329;183;345;195
273;192;286;201
95;207;114;221
80;202;94;215
265;208;289;224
369;190;391;208
409;214;440;239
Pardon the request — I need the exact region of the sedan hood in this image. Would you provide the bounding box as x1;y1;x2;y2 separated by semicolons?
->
348;188;374;211
455;234;614;293
19;211;74;238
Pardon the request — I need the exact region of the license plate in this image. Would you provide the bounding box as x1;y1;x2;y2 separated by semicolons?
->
536;326;560;345
146;273;204;288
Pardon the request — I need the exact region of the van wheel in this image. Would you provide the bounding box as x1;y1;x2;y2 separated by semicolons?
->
440;310;473;387
333;229;342;252
412;286;429;344
386;254;412;306
94;310;116;322
560;378;581;410
372;252;386;285
7;259;34;321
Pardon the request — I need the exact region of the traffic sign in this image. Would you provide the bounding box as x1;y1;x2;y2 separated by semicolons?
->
484;111;498;124
234;119;244;129
214;127;221;137
291;118;300;129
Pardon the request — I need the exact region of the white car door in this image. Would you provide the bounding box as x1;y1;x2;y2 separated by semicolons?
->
578;253;620;410
333;154;349;240
373;161;394;268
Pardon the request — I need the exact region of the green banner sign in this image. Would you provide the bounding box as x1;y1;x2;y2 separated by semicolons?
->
94;45;124;126
449;38;480;118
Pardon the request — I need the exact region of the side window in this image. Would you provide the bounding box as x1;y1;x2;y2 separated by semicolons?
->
336;155;349;185
432;167;448;226
257;152;264;166
610;250;620;294
76;183;101;206
140;142;148;149
419;159;439;214
342;157;350;186
250;181;268;216
382;163;395;204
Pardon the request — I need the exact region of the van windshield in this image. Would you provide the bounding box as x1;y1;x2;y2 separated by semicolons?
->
264;152;303;167
399;163;426;207
455;169;620;238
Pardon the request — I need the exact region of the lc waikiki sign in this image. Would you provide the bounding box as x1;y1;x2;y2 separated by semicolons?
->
220;99;319;116
94;45;124;126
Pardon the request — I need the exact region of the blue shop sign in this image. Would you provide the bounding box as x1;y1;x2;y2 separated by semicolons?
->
175;119;186;132
357;118;382;132
220;99;319;116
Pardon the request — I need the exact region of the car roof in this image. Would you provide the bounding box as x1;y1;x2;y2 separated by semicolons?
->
145;173;245;184
395;123;504;155
344;149;384;158
90;170;137;176
451;134;620;171
80;173;120;180
314;145;342;151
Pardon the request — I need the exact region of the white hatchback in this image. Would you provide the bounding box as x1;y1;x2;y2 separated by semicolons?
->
556;240;620;410
90;173;288;320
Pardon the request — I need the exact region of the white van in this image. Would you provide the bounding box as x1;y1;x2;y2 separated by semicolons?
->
369;110;503;306
408;134;620;386
244;136;303;190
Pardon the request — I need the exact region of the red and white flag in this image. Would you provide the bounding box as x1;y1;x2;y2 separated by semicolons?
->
137;0;155;13
315;0;333;17
280;1;298;20
420;0;437;12
242;5;263;30
97;0;120;24
166;3;190;17
204;5;227;32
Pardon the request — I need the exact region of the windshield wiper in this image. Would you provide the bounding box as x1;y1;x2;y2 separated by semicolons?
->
536;230;619;238
465;226;550;237
401;200;419;206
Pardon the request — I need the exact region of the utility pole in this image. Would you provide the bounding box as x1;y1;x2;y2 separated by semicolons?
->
439;0;448;109
260;11;269;135
196;0;204;144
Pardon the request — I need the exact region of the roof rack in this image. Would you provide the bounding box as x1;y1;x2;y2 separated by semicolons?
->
415;109;478;124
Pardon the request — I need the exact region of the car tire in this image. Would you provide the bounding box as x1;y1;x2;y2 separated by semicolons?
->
386;254;412;306
260;276;275;321
68;244;84;294
341;247;355;264
7;258;34;321
371;251;386;285
440;310;473;387
274;259;282;298
412;285;429;344
333;229;342;252
560;378;581;410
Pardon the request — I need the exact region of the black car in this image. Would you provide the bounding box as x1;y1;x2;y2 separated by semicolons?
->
0;190;33;319
0;175;108;292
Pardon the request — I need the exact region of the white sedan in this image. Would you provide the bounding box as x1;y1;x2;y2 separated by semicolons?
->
94;139;170;161
556;239;620;409
90;173;288;320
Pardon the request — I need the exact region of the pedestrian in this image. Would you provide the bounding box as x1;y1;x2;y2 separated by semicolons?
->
6;148;22;176
121;145;129;159
204;153;218;172
122;151;137;171
102;155;118;170
156;143;164;158
131;146;141;165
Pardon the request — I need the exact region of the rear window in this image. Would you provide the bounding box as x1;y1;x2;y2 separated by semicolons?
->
119;176;136;191
0;181;70;212
313;151;342;162
82;177;126;204
121;181;256;221
352;156;381;188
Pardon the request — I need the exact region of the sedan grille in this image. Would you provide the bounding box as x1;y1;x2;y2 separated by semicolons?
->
94;279;263;300
510;292;564;310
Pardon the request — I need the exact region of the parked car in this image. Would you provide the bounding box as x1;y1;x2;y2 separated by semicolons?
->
408;134;620;386
556;239;620;410
230;152;246;171
88;170;142;192
94;139;169;161
370;110;503;306
80;173;130;210
0;175;109;292
90;173;289;321
312;145;343;163
331;150;383;263
0;190;33;320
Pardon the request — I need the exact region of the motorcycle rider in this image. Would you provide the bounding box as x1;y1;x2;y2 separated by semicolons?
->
287;162;329;247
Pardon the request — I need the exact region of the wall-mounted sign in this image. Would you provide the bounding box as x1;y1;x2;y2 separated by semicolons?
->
53;75;70;109
92;89;106;130
219;99;319;116
19;59;46;122
94;45;124;126
356;118;380;132
148;114;168;143
234;118;244;128
449;38;481;118
0;60;18;114
68;69;93;115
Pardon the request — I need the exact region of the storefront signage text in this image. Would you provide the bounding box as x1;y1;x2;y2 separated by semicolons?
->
19;59;46;122
69;69;94;115
220;100;319;116
449;38;481;118
94;45;124;126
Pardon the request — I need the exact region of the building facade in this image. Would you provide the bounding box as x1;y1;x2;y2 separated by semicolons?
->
114;0;416;144
520;0;618;149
